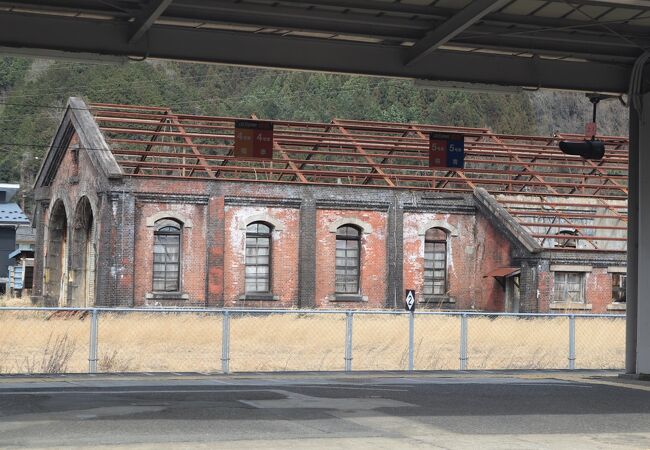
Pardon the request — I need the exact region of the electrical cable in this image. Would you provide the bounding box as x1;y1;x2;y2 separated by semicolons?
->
629;51;650;113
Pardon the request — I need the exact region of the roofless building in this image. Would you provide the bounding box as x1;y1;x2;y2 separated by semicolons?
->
31;98;628;312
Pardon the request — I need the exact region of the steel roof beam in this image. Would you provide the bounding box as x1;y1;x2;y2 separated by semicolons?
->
0;11;632;92
405;0;510;66
128;0;173;44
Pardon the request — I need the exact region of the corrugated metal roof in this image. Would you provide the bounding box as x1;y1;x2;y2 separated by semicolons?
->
0;1;649;91
0;203;30;224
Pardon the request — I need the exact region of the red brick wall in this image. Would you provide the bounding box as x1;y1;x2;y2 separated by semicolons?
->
223;206;300;308
538;268;617;313
40;133;105;306
402;212;512;311
133;202;208;306
586;268;615;313
207;196;224;306
314;209;388;308
476;215;513;311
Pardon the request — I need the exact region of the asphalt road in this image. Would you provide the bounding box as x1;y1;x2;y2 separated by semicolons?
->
0;371;649;449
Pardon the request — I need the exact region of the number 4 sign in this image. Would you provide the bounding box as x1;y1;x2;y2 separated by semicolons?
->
234;120;274;160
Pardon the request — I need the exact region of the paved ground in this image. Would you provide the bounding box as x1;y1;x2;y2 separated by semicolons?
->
0;371;649;449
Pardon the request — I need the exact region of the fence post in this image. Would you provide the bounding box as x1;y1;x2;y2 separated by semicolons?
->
568;314;576;370
408;311;415;371
345;311;353;372
459;313;468;370
88;308;98;374
222;311;230;374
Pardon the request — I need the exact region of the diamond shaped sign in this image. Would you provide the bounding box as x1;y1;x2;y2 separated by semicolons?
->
405;289;416;312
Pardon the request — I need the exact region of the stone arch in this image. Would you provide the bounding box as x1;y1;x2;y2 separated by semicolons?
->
70;196;96;306
328;217;373;234
44;199;69;306
417;220;458;237
146;211;193;228
239;213;284;232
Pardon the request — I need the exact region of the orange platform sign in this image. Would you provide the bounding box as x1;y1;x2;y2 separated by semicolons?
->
234;120;274;159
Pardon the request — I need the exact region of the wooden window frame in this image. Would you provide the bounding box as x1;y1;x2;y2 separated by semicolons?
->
245;222;272;294
612;273;626;303
423;227;448;297
152;219;182;293
335;225;361;295
553;272;585;303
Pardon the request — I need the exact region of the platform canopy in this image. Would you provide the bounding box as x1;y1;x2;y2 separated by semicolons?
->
2;0;650;93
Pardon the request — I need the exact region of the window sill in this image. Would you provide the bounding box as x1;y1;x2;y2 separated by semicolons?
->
549;302;592;311
146;292;189;300
239;293;279;301
420;296;455;304
333;294;367;302
607;302;626;311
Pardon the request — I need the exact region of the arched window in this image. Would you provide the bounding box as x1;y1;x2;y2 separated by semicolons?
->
246;222;272;293
153;219;181;292
424;227;447;296
336;225;361;294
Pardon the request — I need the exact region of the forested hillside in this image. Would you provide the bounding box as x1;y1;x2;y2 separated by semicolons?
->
0;57;629;214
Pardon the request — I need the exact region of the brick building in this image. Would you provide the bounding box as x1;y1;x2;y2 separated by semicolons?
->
30;98;628;313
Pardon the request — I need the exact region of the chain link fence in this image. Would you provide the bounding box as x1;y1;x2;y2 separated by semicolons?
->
0;307;625;374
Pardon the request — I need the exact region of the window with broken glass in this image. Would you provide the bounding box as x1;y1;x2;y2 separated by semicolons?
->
612;273;626;303
424;228;447;296
336;225;360;294
246;222;272;293
554;272;585;303
153;219;181;292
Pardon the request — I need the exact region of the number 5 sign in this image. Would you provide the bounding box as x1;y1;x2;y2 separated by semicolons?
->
429;132;465;169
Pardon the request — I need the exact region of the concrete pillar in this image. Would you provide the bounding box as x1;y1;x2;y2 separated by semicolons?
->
633;93;650;375
627;106;639;374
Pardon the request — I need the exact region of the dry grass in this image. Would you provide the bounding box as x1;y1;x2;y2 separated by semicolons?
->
0;311;625;374
0;294;32;308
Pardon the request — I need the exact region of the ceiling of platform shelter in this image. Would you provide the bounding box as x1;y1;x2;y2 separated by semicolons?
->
1;1;650;92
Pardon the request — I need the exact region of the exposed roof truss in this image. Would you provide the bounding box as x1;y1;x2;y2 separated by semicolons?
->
89;101;629;252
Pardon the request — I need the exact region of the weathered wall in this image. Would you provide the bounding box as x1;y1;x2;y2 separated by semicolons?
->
402;211;513;310
33;133;105;306
476;214;514;311
536;265;624;314
132;200;208;306
223;205;300;308
314;209;388;308
33;149;627;312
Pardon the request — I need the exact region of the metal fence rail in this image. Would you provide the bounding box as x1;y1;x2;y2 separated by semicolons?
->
0;307;625;374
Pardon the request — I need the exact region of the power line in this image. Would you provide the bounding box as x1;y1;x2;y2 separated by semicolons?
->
0;80;409;118
0;66;364;102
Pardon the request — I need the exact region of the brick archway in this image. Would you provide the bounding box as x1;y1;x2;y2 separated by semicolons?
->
70;197;96;307
44;200;68;306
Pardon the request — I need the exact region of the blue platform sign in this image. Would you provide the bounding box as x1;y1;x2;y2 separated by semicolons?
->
429;132;465;169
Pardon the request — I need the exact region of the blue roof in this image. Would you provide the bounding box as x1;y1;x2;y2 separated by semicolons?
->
8;248;34;259
0;203;29;224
